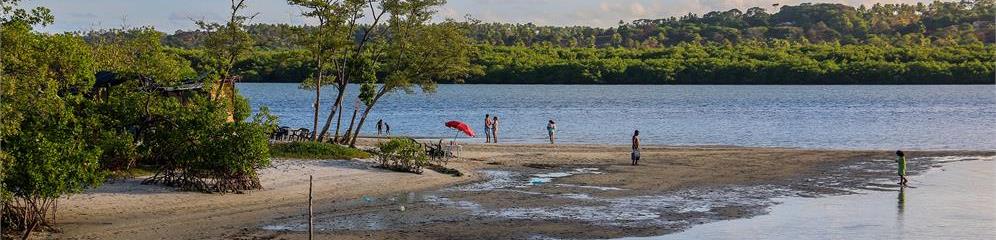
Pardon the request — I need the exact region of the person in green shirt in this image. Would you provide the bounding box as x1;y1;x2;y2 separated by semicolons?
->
896;150;908;186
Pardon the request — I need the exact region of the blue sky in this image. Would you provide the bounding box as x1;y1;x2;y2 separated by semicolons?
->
25;0;930;33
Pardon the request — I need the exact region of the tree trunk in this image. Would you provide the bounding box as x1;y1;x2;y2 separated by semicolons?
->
341;101;361;144
317;88;345;141
312;81;320;140
349;100;379;147
311;48;323;141
332;101;344;143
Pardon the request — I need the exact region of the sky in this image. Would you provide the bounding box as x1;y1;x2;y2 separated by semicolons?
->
24;0;932;33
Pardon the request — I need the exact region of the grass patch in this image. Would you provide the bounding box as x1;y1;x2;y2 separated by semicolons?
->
271;141;370;160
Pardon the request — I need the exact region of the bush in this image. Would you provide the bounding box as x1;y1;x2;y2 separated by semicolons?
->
1;22;106;235
376;138;430;174
141;95;273;193
270;141;370;160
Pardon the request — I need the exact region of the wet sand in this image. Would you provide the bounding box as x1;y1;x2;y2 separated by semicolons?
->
53;142;993;239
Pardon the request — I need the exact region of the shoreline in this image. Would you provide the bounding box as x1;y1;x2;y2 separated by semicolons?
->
351;137;996;153
52;143;994;239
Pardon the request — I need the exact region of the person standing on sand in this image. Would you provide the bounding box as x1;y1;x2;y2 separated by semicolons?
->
385;122;391;136
484;114;492;143
376;119;384;136
547;120;557;144
631;130;641;165
896;150;908;186
492;116;500;143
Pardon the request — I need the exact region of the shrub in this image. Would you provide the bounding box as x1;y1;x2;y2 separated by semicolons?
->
141;95;273;193
376;138;430;174
1;22;106;235
270;141;370;160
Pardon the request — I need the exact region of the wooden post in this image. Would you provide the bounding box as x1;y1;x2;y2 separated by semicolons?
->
308;175;313;240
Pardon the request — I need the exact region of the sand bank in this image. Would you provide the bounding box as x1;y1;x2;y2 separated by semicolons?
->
54;142;992;239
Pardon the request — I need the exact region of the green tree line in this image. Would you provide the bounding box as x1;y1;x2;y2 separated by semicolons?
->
82;0;993;84
208;41;992;84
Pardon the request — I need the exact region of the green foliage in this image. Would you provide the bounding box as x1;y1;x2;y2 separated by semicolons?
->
270;141;370;160
195;0;254;79
1;1;278;236
144;1;994;49
1;17;104;233
1;0;53;26
141;95;273;192
232;92;252;122
358;80;377;107
375;138;430;174
252;105;280;135
343;0;475;146
465;43;995;84
69;1;994;85
89;28;196;84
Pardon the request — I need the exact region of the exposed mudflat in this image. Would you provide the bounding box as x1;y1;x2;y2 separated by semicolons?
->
247;143;993;240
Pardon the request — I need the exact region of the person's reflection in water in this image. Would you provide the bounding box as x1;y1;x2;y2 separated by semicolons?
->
897;186;906;235
897;186;906;215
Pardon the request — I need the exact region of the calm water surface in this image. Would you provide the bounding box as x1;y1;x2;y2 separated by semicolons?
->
239;84;995;150
645;158;996;240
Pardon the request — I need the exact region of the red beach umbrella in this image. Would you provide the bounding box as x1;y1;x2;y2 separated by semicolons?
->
445;120;475;137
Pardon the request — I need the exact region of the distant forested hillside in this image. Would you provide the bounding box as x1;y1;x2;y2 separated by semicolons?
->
83;0;996;84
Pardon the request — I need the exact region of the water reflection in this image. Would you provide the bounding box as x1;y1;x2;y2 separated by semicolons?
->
648;158;995;240
897;186;905;236
897;187;905;216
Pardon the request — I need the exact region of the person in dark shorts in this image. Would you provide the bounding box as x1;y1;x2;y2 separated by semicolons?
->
492;116;500;143
631;130;640;165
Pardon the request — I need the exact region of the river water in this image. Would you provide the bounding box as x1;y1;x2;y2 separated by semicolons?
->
239;83;995;150
643;157;996;240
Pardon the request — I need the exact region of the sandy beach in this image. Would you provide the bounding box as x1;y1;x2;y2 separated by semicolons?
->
52;141;993;239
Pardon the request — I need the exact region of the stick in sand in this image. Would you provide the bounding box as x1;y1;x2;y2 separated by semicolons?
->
309;175;313;240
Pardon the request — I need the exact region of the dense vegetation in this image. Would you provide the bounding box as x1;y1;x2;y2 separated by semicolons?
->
1;0;275;236
467;43;994;84
102;0;993;85
270;141;370;160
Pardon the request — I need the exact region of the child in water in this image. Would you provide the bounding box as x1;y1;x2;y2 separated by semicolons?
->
547;120;556;144
896;150;908;186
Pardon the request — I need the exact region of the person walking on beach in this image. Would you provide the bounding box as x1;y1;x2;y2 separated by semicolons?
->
631;130;641;165
484;114;492;143
376;119;384;136
385;122;391;136
896;150;908;186
492;116;500;143
547;120;557;144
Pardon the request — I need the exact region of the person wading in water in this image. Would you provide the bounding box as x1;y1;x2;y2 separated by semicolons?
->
896;150;908;186
547;120;557;144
